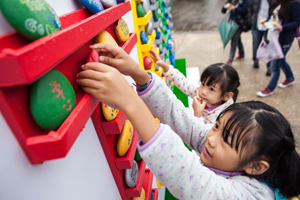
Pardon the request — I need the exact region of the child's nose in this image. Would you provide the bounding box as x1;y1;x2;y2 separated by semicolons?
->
207;136;216;148
201;88;207;95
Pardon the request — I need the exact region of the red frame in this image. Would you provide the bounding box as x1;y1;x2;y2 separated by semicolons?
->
0;0;159;199
0;1;131;87
152;188;158;200
102;110;127;135
143;169;154;200
0;2;137;164
92;108;146;199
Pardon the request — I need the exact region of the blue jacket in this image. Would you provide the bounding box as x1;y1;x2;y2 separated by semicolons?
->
279;0;300;45
221;0;249;24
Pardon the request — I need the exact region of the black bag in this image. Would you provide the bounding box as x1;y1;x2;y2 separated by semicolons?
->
237;15;251;32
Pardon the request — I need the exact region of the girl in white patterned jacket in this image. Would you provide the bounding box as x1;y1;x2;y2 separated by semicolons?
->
150;49;240;125
77;43;300;199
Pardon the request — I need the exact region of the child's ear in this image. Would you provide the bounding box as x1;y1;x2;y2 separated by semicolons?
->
222;92;234;101
244;161;270;175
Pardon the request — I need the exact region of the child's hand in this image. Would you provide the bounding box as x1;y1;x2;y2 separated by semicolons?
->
149;49;170;72
77;62;138;112
192;96;206;118
90;43;150;85
77;61;160;144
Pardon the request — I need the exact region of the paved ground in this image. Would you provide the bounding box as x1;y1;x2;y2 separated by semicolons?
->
170;0;300;153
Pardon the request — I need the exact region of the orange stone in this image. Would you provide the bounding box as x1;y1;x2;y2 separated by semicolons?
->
114;18;129;43
117;120;133;156
101;103;119;121
94;30;118;46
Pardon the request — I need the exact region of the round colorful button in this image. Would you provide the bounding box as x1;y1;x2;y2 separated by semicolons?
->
140;31;148;44
137;3;146;17
94;30;118;46
101;103;119;121
78;0;104;13
0;0;61;41
114;18;129;43
30;69;76;130
146;21;154;35
125;160;139;188
143;56;152;70
100;0;117;8
117;120;133;156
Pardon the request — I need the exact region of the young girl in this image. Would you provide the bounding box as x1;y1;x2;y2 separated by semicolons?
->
150;49;240;125
256;0;300;97
77;43;300;199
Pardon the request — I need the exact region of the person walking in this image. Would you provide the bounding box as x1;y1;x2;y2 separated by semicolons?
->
221;0;249;66
257;0;300;97
248;0;273;75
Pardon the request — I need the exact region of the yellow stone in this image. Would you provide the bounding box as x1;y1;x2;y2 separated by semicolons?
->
101;103;119;121
117;120;133;156
94;30;118;46
114;18;129;43
132;188;145;200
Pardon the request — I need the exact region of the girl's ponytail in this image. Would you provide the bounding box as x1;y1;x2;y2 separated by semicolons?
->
232;81;240;102
276;137;300;198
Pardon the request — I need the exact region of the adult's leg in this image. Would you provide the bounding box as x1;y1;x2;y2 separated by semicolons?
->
267;44;292;90
228;28;242;62
237;34;245;57
267;58;282;91
252;28;264;61
280;44;294;81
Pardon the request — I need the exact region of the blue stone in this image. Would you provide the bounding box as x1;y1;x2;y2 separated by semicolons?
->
100;0;117;8
78;0;104;13
140;31;148;44
116;0;125;3
155;29;161;39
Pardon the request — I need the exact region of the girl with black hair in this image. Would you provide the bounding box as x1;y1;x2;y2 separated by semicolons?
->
77;43;300;199
257;0;300;97
149;49;240;125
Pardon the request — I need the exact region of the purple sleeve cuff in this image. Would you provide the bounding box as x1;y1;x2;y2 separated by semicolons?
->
137;124;165;152
136;72;156;96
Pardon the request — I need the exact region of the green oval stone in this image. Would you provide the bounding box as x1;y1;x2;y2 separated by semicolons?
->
0;0;61;41
30;69;76;130
152;9;159;21
137;3;146;18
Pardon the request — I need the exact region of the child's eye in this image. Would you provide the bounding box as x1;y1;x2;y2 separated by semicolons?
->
214;123;219;130
201;82;205;86
210;88;215;92
223;138;230;145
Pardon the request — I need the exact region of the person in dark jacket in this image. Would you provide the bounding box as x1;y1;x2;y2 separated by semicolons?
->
222;0;249;66
257;0;300;97
248;0;273;75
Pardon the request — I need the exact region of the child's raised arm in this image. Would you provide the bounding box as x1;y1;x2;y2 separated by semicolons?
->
149;49;170;72
89;43;150;86
77;62;159;144
88;43;209;153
